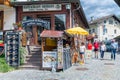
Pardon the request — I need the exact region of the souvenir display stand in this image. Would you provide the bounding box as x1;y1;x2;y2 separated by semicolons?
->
0;31;4;55
5;32;20;67
63;48;71;70
40;30;72;71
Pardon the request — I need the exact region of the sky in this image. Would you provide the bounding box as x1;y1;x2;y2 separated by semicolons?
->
81;0;120;21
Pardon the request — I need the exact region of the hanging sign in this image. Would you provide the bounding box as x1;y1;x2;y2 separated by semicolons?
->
23;4;61;12
21;19;50;29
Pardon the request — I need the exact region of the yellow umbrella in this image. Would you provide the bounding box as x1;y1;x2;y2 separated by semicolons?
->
65;27;89;35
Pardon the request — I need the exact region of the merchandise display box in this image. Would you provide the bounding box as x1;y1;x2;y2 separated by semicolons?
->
5;32;20;67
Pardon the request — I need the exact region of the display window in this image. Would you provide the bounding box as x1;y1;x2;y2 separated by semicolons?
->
55;14;66;31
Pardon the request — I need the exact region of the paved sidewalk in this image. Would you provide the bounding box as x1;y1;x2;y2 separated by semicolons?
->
0;52;120;80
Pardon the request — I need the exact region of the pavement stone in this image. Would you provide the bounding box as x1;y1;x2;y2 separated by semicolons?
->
0;52;120;80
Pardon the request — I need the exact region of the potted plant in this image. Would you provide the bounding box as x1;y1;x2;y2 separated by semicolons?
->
13;22;22;30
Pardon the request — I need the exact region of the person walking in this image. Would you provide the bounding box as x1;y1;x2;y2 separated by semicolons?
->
110;39;118;60
87;40;93;59
93;40;99;59
79;42;86;64
100;42;106;60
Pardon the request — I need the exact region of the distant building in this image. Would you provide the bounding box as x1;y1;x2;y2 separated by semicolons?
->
88;14;120;41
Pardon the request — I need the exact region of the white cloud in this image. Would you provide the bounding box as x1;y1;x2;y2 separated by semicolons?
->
81;0;115;6
81;0;120;21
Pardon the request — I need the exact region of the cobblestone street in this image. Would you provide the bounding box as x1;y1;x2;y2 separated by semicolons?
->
0;52;120;80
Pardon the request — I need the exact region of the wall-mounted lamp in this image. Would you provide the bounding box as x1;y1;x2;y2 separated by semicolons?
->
66;4;71;10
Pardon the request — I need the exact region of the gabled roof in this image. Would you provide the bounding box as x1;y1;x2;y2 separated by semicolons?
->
10;0;80;5
10;0;89;29
79;0;89;28
114;0;120;7
40;30;63;38
89;14;120;25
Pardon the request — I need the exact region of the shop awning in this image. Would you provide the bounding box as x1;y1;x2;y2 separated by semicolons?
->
65;27;89;35
86;34;94;40
40;30;63;38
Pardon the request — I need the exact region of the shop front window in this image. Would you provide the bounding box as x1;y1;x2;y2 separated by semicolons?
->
55;14;66;31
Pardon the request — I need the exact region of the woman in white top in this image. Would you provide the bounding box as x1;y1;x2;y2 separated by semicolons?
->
100;42;106;60
79;42;86;64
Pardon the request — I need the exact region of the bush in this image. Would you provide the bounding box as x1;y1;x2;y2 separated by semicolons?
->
0;54;15;73
19;46;27;65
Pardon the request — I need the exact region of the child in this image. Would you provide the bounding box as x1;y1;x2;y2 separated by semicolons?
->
79;42;86;64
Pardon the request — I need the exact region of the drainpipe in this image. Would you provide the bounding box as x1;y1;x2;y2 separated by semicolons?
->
72;6;80;27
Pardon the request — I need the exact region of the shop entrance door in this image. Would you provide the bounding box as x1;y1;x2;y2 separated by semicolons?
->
37;15;51;45
22;16;34;45
22;15;51;45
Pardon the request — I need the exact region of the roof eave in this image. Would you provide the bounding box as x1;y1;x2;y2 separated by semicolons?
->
77;1;89;29
10;0;80;6
114;0;120;7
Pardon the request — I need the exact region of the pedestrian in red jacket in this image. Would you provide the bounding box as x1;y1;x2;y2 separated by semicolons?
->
93;40;99;59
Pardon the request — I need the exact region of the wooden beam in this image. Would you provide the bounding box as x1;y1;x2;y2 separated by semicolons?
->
0;0;4;4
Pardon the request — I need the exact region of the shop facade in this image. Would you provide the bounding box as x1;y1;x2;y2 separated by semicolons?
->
10;0;89;46
0;0;16;31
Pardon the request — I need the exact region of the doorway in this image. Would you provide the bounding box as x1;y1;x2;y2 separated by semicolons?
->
22;15;51;45
37;15;51;45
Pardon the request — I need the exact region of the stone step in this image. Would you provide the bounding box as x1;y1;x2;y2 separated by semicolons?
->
25;57;42;61
29;52;40;55
30;49;41;52
20;65;41;70
26;55;41;58
21;46;42;70
23;62;41;66
25;58;42;61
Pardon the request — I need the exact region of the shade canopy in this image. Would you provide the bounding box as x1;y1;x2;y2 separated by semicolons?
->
65;27;89;35
40;30;63;38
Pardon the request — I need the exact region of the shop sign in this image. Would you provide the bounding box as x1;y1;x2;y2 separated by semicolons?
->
23;4;61;12
42;51;57;68
21;19;50;29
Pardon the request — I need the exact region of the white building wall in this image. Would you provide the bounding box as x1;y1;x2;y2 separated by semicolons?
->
4;6;16;30
102;18;120;41
89;17;120;42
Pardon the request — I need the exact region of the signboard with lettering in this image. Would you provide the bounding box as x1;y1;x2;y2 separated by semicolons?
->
21;19;50;29
23;4;61;12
